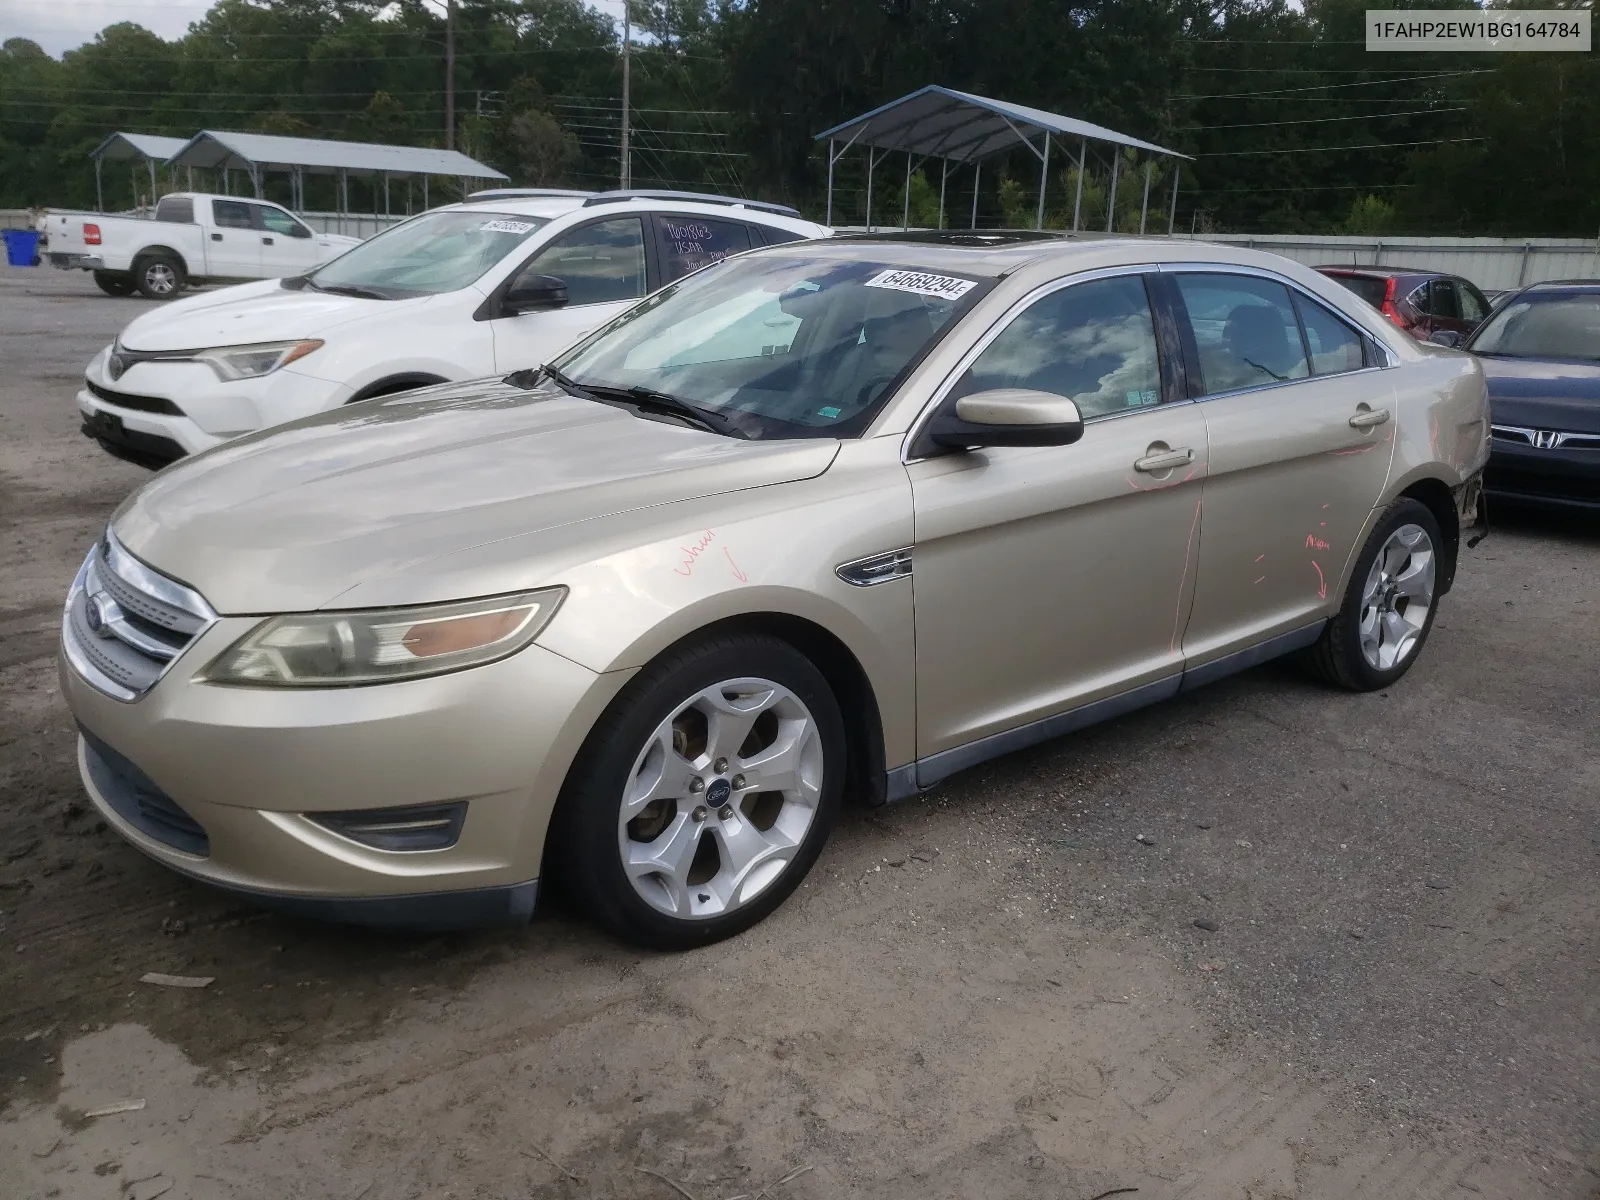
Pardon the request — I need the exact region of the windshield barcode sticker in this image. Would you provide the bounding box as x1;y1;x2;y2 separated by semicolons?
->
479;219;536;235
865;269;976;300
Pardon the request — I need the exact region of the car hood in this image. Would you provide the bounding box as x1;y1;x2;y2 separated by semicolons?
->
117;279;435;352
1480;355;1600;433
111;378;840;614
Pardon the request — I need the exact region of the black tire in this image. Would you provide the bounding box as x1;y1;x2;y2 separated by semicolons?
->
93;270;135;297
550;632;846;950
1302;497;1445;691
133;253;185;300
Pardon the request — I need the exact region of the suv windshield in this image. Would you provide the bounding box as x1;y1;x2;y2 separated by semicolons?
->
308;210;549;297
1470;291;1600;360
555;255;984;439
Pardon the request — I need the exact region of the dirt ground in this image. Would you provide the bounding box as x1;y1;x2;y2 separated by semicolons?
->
0;263;1596;1200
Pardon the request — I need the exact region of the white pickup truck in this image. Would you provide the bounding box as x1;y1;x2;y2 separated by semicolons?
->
44;193;360;300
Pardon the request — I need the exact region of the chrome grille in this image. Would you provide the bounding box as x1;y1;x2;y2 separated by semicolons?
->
1492;424;1600;450
61;532;216;701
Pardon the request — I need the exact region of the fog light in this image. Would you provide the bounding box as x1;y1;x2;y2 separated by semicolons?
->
309;802;467;852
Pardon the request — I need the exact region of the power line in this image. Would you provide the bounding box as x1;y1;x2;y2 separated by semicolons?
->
1195;137;1485;157
1178;106;1467;130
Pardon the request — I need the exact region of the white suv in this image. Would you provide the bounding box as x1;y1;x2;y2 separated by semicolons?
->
77;190;830;466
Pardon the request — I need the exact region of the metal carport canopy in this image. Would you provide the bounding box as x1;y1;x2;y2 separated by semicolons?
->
89;133;191;212
814;85;1191;233
166;130;506;214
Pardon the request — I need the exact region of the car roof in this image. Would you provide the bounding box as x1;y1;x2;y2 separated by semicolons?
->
1525;278;1600;291
433;194;828;233
1315;265;1442;279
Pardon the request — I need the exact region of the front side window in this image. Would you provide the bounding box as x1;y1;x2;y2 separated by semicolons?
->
1174;273;1310;394
655;216;751;283
257;206;307;237
212;200;255;230
953;274;1162;419
556;255;983;439
1469;292;1600;360
308;209;549;297
523;217;646;306
1293;293;1366;376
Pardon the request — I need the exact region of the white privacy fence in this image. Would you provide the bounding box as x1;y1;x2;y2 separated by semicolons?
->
1170;234;1600;292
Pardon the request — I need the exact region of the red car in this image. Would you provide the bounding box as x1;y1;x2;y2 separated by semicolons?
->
1316;267;1491;342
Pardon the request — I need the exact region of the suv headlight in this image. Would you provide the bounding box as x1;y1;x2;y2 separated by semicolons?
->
201;589;565;687
194;339;323;381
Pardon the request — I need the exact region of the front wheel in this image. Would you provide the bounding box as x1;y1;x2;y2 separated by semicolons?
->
1302;497;1444;691
133;253;185;300
552;634;846;949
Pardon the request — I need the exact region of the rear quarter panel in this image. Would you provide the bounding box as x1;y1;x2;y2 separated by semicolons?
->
1385;348;1489;498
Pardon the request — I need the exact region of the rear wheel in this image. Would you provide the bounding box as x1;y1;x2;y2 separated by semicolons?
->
93;270;134;297
133;253;184;300
552;634;845;949
1302;497;1443;691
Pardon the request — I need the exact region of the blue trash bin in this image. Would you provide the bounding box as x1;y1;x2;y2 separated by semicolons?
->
4;229;41;267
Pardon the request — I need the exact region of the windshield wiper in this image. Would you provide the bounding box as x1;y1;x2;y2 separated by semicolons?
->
306;280;394;301
537;363;599;402
539;367;742;438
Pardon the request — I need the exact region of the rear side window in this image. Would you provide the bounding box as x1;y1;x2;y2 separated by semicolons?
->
1429;279;1462;320
212;200;255;230
954;274;1162;420
155;196;193;224
754;224;803;247
1293;294;1366;376
1174;273;1310;394
655;216;752;283
1327;274;1387;308
1459;280;1489;323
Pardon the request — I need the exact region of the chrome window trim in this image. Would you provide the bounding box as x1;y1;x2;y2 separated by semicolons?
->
1158;262;1398;400
900;263;1166;464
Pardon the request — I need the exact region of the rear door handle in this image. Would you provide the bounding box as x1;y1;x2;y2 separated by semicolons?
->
1349;407;1391;429
210;232;222;241
1134;447;1195;473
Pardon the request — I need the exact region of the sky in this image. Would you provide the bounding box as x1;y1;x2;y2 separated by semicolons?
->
4;0;630;58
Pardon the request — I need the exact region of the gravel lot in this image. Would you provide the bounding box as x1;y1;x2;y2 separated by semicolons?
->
1;263;1596;1200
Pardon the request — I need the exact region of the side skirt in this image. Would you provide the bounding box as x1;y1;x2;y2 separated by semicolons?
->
884;620;1326;803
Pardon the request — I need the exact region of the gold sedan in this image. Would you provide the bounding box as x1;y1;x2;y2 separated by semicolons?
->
60;233;1489;946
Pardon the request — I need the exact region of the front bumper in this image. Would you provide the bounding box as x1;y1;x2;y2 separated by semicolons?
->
77;347;353;464
61;614;631;929
1485;439;1600;510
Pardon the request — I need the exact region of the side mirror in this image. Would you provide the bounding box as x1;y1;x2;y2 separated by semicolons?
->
1427;329;1463;349
926;388;1085;451
504;273;569;314
289;224;312;239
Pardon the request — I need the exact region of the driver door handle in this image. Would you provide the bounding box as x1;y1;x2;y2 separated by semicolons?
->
1349;407;1391;429
1134;447;1195;473
262;236;275;245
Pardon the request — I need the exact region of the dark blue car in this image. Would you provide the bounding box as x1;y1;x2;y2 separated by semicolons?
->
1464;281;1600;511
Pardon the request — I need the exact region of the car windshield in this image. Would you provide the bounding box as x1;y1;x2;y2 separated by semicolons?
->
554;254;984;439
1326;274;1388;308
1469;291;1600;360
307;210;549;297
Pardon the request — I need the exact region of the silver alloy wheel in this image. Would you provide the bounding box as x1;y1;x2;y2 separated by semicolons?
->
618;676;824;920
144;262;176;294
1359;522;1436;671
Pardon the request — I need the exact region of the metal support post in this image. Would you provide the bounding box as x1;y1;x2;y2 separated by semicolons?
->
1072;138;1086;232
1106;153;1119;233
94;158;103;213
148;159;157;203
423;175;429;209
903;151;912;230
938;159;948;229
1139;160;1152;235
865;148;876;233
825;139;835;227
971;160;981;229
383;172;390;216
1167;167;1180;235
1036;133;1051;230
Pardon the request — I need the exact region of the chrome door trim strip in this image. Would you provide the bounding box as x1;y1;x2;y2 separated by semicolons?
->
882;619;1329;802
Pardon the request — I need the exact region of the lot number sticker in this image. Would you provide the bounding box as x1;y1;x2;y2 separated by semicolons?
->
479;219;537;235
865;269;976;300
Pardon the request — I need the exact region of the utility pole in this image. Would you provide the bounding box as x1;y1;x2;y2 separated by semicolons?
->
620;0;631;189
444;0;456;150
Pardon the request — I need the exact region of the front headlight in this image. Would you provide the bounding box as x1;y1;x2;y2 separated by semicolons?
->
200;589;565;687
194;339;323;381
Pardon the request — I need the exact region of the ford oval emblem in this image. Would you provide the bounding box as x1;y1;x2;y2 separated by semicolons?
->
85;592;115;637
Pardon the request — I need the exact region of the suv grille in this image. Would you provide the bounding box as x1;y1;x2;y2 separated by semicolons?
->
61;532;216;701
85;378;184;416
